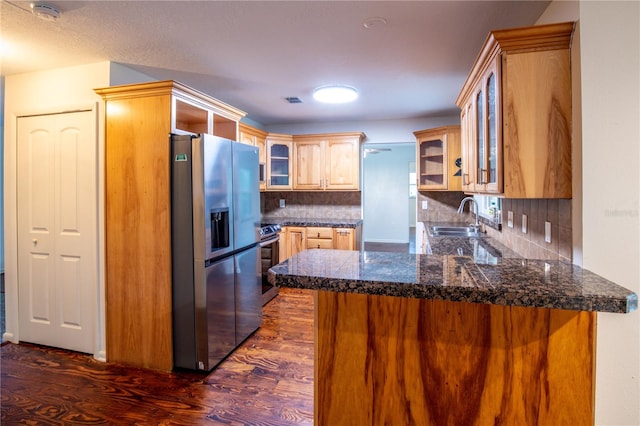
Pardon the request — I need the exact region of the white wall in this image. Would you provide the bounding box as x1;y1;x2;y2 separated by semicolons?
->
540;2;640;424
363;143;415;243
266;115;459;143
580;3;639;424
1;76;5;273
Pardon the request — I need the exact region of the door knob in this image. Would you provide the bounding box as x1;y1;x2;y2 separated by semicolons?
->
32;239;38;245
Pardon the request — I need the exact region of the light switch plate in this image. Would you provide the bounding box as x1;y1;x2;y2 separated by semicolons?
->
522;214;528;234
279;199;286;208
422;200;428;210
545;221;552;243
507;211;514;228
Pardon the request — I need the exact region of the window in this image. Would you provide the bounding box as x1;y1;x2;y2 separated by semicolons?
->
474;195;501;223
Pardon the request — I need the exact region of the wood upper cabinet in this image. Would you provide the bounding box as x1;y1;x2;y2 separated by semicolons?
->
266;133;293;190
94;80;246;371
239;123;267;191
456;22;574;198
414;126;462;191
293;132;364;191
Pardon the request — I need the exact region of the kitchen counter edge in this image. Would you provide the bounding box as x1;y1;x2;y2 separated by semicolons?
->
268;249;638;314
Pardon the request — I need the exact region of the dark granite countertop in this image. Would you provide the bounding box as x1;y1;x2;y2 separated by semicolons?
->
261;216;363;228
268;249;638;313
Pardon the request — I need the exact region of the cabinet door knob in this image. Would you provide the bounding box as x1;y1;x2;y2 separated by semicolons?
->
32;239;38;245
317;244;320;249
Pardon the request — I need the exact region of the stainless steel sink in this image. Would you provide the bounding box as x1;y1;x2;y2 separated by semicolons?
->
429;225;486;238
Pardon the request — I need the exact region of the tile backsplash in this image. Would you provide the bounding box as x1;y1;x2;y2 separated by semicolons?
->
417;191;473;223
261;191;362;219
486;198;572;262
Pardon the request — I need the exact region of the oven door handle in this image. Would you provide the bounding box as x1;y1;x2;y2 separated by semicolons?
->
259;236;280;247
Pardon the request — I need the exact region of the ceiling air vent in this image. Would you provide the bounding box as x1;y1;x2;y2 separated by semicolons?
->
285;97;303;104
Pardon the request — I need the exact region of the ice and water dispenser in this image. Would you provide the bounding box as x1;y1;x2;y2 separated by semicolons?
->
210;207;230;250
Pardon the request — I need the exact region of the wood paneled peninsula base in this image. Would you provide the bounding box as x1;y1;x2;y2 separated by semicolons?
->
268;249;637;425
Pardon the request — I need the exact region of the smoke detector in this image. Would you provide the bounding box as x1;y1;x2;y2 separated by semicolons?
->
31;2;61;21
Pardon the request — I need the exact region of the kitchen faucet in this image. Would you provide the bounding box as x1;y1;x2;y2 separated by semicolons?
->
457;196;480;229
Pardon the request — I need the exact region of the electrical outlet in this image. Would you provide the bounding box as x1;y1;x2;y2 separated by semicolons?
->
545;221;552;243
279;199;285;208
507;211;514;228
522;214;528;234
422;200;428;210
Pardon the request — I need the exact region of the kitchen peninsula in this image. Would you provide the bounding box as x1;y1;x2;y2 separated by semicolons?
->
268;243;637;425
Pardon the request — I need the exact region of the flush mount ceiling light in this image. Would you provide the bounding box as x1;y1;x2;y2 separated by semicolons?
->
30;2;61;21
313;85;358;104
363;16;387;29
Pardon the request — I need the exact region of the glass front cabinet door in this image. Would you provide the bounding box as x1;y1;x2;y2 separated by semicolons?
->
473;58;502;194
266;135;293;190
414;126;461;191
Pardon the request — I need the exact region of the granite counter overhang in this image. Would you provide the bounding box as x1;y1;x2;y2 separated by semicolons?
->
268;249;638;314
260;216;363;228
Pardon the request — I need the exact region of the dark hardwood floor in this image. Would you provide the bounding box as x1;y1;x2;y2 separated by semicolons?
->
1;288;314;425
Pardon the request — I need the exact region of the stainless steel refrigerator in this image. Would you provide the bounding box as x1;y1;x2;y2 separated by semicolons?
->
170;133;262;371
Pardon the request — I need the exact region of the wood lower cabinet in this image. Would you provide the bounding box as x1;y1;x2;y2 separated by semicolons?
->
306;227;334;249
292;132;364;191
414;126;461;191
333;228;358;250
280;225;361;261
282;226;306;260
94;80;246;371
456;22;574;198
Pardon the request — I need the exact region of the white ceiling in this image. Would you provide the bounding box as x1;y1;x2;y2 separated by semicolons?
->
1;0;550;126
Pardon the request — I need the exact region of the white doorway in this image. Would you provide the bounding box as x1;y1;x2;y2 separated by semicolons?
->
17;110;97;354
362;143;416;248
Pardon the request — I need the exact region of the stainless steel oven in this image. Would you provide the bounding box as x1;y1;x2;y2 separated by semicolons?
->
259;224;281;305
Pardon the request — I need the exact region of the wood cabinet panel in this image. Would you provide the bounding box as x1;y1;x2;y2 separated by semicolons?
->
306;227;333;239
102;94;174;371
239;123;268;191
333;228;356;250
325;137;360;190
293;140;324;190
503;50;571;198
315;291;595;425
282;226;306;261
307;238;334;250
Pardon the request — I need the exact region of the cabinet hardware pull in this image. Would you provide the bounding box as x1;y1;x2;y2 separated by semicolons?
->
478;168;487;185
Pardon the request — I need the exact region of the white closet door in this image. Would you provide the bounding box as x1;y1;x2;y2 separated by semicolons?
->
17;110;97;353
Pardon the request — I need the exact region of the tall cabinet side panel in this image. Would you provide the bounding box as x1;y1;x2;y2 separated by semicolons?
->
104;94;173;371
